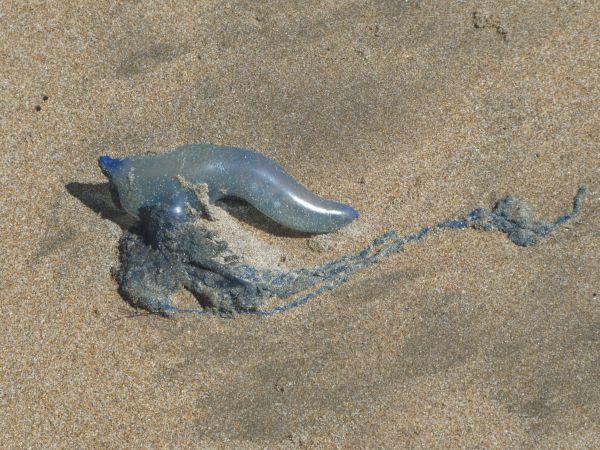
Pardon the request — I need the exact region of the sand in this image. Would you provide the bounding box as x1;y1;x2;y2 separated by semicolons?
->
1;0;598;447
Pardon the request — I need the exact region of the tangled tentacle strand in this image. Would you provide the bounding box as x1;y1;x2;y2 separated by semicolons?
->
116;186;588;317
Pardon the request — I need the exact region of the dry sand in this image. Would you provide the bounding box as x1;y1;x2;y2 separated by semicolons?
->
1;0;598;447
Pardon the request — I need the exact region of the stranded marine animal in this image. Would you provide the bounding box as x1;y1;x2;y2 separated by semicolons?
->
98;145;587;316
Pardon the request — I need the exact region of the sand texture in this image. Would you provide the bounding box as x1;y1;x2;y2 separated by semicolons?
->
1;0;598;447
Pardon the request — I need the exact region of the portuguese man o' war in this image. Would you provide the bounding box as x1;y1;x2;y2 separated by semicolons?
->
97;146;588;317
99;144;358;234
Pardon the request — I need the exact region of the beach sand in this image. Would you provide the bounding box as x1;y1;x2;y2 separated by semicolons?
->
1;0;598;447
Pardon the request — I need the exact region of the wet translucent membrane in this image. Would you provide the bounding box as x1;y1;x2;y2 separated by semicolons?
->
99;144;359;234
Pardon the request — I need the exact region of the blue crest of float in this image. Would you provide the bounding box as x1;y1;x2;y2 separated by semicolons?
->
98;155;127;175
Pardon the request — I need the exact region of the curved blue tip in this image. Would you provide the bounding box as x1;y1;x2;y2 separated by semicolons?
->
98;155;125;176
345;204;360;221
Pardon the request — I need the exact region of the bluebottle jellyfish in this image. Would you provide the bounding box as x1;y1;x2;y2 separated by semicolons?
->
98;145;588;317
99;144;358;234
